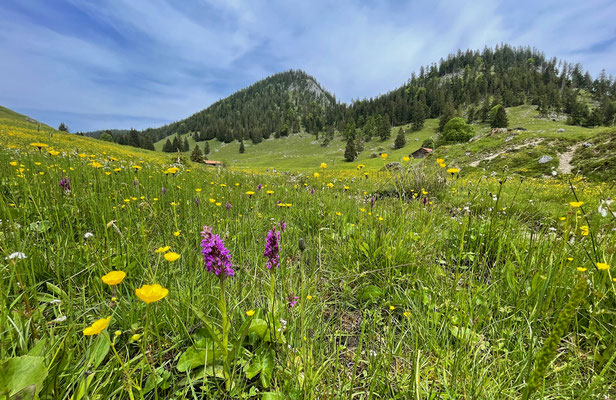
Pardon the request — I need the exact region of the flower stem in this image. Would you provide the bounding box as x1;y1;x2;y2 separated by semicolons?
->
219;277;231;392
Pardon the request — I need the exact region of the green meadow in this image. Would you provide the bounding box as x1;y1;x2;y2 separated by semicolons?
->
1;107;616;399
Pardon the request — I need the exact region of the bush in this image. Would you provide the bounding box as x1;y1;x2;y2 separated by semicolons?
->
437;117;474;146
421;138;434;148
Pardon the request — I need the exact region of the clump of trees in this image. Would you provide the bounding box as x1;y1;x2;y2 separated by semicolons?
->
393;128;406;149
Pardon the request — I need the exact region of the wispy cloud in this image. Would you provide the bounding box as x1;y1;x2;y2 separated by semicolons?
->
0;0;613;131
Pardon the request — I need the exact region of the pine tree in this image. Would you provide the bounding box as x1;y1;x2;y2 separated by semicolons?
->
344;136;357;161
378;114;391;141
183;137;190;152
58;122;69;132
172;136;181;152
393;128;406;149
490;105;509;128
190;143;205;162
239;140;245;153
162;138;173;152
203;141;210;155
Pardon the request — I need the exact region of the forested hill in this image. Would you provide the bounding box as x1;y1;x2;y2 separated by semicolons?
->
144;69;343;146
350;45;615;131
86;45;615;153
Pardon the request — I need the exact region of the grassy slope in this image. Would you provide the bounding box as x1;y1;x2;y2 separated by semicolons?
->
155;105;614;180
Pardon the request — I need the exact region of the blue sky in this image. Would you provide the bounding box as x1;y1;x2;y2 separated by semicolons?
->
1;0;614;132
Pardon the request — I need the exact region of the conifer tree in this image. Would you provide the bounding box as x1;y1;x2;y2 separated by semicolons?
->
190;143;205;162
378;114;391;141
239;140;245;153
393;128;406;149
203;141;210;155
344;136;357;161
490;105;509;128
183;137;190;152
162;138;173;152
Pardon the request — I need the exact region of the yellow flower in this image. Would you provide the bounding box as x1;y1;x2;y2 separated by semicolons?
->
9;161;18;166
559;217;566;221
173;230;180;237
596;262;610;270
344;186;349;190
167;167;179;174
403;311;411;318
132;165;142;170
577;267;587;272
314;172;320;178
216;202;221;206
135;284;169;304
113;168;122;172
336;212;342;216
357;164;365;170
389;305;395;311
402;156;410;162
436;158;444;164
30;142;49;149
101;270;126;286
155;246;171;253
91;161;103;168
381;153;388;159
164;252;181;262
306;295;313;300
195;188;202;192
447;168;460;174
439;162;446;168
114;330;122;336
78;153;87;158
48;150;60;156
569;201;584;208
209;198;216;203
131;334;141;341
83;316;111;336
246;309;255;317
327;183;334;188
320;163;327;169
580;226;589;236
266;190;274;195
246;191;255;196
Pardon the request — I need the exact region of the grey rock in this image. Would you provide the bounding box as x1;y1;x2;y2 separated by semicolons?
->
538;155;553;164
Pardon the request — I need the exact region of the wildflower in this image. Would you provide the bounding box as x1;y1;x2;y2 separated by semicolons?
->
9;161;17;166
161;187;166;195
246;191;255;197
131;334;141;341
102;270;126;285
246;309;255;317
164;252;181;262
167;167;179;175
306;295;312;300
580;226;589;236
52;315;67;323
135;284;169;304
84;232;94;239
314;172;320;178
389;305;395;311
447;168;460;174
286;293;299;308
266;190;274;195
569;201;583;208
320;163;327;169
264;225;281;269
436;158;444;164
59;177;71;192
357;164;365;170
403;311;411;317
194;197;200;206
195;188;202;192
200;226;234;278
381;153;388;159
5;252;26;261
155;246;171;253
132;165;142;171
257;184;263;190
402;156;410;162
577;267;587;272
173;230;181;237
83;316;111;336
327;182;334;188
30;142;49;150
596;262;610;270
225;202;231;210
114;330;122;336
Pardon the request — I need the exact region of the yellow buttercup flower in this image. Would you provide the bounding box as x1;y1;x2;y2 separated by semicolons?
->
83;316;111;336
246;309;255;317
596;262;610;270
314;172;320;178
447;168;460;174
135;284;169;304
577;267;587;272
246;191;255;196
195;188;202;192
402;156;410;162
101;270;126;286
306;295;313;300
48;150;60;156
436;158;444;164
381;153;388;159
9;161;18;166
155;246;171;253
30;142;49;149
173;230;180;237
403;311;411;318
389;305;395;311
569;201;584;208
164;252;181;262
320;163;327;169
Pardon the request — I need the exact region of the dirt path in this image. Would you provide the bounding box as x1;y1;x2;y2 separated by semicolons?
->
469;139;544;167
558;143;581;174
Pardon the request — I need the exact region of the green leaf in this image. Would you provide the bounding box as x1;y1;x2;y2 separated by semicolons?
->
0;356;48;398
245;348;274;388
248;319;268;338
261;393;283;400
190;305;222;342
177;338;223;372
87;334;110;369
357;285;383;303
45;282;68;299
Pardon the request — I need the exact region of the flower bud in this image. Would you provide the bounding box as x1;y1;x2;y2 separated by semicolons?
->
298;238;306;252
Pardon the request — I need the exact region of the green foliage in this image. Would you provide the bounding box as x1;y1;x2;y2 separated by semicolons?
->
490;105;508;128
393;128;406;149
190;143;205;162
239;140;245;154
98;132;114;142
344;136;357;161
421;138;434;148
58;122;69;132
438;117;474;145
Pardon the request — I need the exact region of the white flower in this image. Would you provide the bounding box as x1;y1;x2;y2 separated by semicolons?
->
598;200;615;218
49;299;61;305
6;252;26;260
84;232;94;239
52;315;67;323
